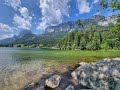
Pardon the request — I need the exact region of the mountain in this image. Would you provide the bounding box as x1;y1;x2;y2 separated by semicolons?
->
57;15;119;50
83;15;117;27
0;15;117;46
17;30;32;38
45;21;79;33
45;15;117;34
96;15;117;26
0;35;17;45
38;31;68;46
0;30;38;45
15;32;38;45
42;15;117;47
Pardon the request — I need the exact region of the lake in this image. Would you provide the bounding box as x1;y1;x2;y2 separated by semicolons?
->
0;47;120;90
0;47;50;90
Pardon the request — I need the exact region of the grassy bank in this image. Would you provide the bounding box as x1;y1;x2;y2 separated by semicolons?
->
15;49;120;73
21;49;120;90
17;49;120;60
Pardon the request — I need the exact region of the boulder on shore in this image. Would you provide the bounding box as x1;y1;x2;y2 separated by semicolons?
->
45;75;61;88
71;58;120;90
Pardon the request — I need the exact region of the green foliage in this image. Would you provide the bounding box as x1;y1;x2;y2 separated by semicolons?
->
76;19;85;29
58;15;120;50
38;31;68;47
115;14;120;31
100;0;120;10
100;0;108;8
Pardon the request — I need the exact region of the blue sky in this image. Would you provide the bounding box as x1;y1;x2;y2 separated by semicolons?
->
0;0;119;39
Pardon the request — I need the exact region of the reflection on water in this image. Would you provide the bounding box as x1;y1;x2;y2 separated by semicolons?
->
0;47;47;90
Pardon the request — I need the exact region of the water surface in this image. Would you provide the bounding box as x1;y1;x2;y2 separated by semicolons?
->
0;47;53;90
0;47;120;90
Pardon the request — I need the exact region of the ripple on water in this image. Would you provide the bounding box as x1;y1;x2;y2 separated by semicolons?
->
0;48;46;90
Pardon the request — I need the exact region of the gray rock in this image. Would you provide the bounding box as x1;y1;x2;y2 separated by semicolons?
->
65;85;75;90
71;58;120;90
45;75;61;88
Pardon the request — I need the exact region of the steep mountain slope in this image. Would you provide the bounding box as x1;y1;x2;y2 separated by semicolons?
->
0;35;17;45
14;33;38;45
17;30;32;38
45;21;79;33
45;15;117;33
0;15;117;46
0;30;38;45
38;31;68;46
57;15;119;50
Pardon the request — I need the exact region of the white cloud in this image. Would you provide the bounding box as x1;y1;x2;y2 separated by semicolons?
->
0;34;14;40
4;0;33;30
13;15;32;30
19;7;29;18
38;0;70;30
77;0;99;14
93;0;99;4
91;0;99;10
94;12;101;15
37;17;48;30
13;7;32;30
0;23;13;32
77;0;90;14
4;0;21;10
19;7;32;21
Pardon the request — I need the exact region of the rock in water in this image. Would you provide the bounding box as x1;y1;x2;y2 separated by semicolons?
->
65;85;75;90
71;58;120;90
45;75;61;88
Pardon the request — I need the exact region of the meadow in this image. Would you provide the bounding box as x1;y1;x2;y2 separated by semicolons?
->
15;49;120;72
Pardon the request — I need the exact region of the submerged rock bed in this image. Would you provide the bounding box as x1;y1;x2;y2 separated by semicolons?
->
23;58;120;90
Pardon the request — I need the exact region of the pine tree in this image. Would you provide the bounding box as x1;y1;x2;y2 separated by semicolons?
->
77;19;85;29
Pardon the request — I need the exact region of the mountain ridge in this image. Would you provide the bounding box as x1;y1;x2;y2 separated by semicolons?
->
0;15;117;46
45;15;117;33
0;30;38;45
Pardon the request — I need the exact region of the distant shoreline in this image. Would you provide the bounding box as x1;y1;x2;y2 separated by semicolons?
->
0;46;60;50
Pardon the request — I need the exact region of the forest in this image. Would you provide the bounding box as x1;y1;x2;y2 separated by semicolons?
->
57;14;120;50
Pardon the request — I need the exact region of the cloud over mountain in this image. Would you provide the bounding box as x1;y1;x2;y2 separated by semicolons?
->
13;15;32;30
77;0;90;14
13;7;33;30
0;34;14;40
5;0;33;30
37;0;71;30
5;0;21;10
0;23;13;32
19;7;32;20
0;23;14;39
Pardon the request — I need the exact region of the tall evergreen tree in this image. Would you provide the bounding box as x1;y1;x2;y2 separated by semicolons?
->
77;19;85;29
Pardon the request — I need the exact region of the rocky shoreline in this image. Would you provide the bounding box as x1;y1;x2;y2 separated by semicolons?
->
23;58;120;90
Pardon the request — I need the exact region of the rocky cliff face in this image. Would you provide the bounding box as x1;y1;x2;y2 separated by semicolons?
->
97;15;117;26
45;21;78;33
45;15;117;33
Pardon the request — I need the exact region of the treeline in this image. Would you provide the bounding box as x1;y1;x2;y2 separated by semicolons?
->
57;14;120;50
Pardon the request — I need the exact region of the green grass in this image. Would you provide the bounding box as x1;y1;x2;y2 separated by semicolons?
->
15;49;120;70
16;49;120;60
